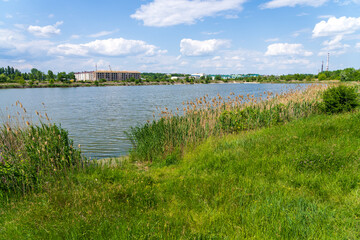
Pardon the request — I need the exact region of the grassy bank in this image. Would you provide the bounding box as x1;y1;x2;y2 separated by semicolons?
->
127;84;327;162
1;112;360;238
1;84;360;238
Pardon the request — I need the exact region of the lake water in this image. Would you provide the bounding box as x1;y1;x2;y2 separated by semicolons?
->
0;83;308;158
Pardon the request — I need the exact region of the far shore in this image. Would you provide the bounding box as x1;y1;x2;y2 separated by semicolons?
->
0;79;339;89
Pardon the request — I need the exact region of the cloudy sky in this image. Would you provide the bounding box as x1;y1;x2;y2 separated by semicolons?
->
0;0;359;74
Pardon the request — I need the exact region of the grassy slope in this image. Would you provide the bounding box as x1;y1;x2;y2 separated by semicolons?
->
1;112;360;239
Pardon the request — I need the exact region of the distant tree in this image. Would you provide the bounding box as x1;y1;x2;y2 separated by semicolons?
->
215;75;222;81
47;70;55;80
68;72;75;81
57;72;67;82
340;68;357;81
318;73;327;81
15;76;25;86
0;73;9;82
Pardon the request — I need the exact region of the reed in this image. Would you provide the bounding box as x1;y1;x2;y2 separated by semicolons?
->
0;102;84;196
127;84;328;162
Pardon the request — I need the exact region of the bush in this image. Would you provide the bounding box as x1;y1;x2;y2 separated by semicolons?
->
318;73;327;81
322;85;359;114
0;123;83;195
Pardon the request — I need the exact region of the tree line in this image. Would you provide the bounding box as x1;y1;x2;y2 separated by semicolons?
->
0;66;75;83
1;66;360;85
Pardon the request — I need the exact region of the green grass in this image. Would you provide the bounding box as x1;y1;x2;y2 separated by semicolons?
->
1;112;360;239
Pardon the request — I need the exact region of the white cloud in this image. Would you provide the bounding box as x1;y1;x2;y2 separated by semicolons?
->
225;14;239;19
313;16;360;38
0;29;25;48
12;59;26;63
318;15;335;19
28;21;63;38
334;0;360;5
50;38;166;57
319;35;350;55
261;0;328;9
5;14;13;18
0;28;54;57
297;12;309;17
70;34;80;39
180;38;231;56
356;42;360;49
292;28;311;37
14;24;26;29
265;38;280;42
131;0;246;27
88;30;118;38
202;31;223;35
48;14;54;18
265;43;313;56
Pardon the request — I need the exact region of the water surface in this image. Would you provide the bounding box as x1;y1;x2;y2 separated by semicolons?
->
0;83;307;158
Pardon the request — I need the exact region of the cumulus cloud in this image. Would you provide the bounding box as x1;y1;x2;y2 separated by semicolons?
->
265;43;313;56
312;16;360;38
356;42;360;49
28;21;63;38
50;38;166;57
261;0;328;9
0;29;24;47
319;35;350;55
131;0;246;27
180;38;231;56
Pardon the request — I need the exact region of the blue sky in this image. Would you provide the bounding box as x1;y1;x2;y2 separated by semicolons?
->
0;0;359;74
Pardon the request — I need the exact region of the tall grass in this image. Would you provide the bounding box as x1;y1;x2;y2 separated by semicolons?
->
127;84;328;162
0;102;84;196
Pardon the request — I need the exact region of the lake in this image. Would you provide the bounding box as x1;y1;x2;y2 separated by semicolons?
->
0;83;308;158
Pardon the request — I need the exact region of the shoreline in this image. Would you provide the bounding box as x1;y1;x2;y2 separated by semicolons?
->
0;79;338;89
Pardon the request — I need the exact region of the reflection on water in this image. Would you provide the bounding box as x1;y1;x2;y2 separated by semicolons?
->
0;83;308;158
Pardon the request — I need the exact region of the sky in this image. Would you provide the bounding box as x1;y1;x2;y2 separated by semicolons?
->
0;0;360;75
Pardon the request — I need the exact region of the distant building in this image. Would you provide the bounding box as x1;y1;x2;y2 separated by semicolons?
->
208;74;260;80
191;73;206;78
74;70;141;81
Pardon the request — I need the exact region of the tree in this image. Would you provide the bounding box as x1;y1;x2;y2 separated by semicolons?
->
47;70;55;80
68;72;75;81
57;72;67;82
15;76;25;85
318;73;327;81
0;73;9;82
340;68;357;81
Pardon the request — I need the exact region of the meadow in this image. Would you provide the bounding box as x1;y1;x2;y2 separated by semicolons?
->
1;83;360;239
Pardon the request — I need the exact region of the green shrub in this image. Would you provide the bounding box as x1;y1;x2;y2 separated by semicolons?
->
322;85;359;114
318;73;327;81
0;123;84;195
